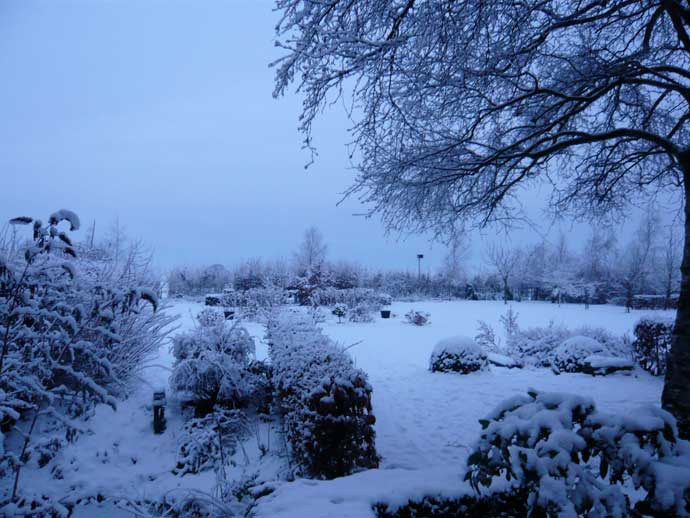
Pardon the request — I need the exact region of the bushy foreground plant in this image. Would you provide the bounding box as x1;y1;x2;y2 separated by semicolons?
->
0;211;170;514
267;312;379;479
466;390;690;517
169;314;256;417
632;316;674;376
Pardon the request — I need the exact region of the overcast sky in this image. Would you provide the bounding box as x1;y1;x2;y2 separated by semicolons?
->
0;0;680;274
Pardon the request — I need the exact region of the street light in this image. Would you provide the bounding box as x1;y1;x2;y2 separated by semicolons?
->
417;254;424;280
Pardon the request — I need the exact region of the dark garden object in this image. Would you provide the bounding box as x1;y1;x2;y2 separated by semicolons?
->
380;310;391;319
153;390;167;434
224;310;235;320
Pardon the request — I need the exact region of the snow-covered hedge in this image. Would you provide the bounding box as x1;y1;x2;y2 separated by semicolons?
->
466;390;690;517
430;337;488;374
632;315;675;376
310;287;384;309
267;312;379;479
170;318;256;416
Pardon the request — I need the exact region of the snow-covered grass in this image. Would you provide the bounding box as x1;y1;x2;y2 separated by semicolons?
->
16;298;674;517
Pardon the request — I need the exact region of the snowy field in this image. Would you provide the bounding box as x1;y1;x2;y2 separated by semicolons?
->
23;298;673;517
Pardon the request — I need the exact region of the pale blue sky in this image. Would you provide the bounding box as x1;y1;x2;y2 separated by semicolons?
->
0;0;678;273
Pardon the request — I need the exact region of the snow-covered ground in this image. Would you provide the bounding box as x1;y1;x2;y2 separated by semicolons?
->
17;299;674;517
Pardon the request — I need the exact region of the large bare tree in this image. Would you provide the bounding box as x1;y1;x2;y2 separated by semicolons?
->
273;0;690;435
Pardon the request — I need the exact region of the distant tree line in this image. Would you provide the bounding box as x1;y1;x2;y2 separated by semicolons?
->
168;218;681;309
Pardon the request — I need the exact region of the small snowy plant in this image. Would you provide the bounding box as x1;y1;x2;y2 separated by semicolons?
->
332;303;347;323
347;302;376;323
404;309;431;326
551;336;607;374
430;337;488;374
475;320;501;353
467;390;690;517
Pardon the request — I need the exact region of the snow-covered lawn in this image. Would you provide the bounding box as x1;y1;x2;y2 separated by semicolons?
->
21;298;672;517
256;300;674;517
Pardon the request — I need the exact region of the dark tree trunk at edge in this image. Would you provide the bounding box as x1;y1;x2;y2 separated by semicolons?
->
662;155;690;439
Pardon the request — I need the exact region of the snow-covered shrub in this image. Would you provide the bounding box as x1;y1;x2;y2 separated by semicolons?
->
170;321;255;416
404;310;430;326
267;312;379;479
348;302;376;323
196;307;226;328
499;307;519;338
506;321;571;366
174;409;247;476
466;390;690;517
332;303;347;323
551;336;607;374
430;336;488;374
377;293;393;306
632;316;674;376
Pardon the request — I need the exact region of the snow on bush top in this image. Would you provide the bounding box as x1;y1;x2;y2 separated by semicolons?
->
430;336;488;373
431;336;484;360
636;314;676;328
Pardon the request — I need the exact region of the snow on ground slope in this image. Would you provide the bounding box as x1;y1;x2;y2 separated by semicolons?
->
254;300;674;517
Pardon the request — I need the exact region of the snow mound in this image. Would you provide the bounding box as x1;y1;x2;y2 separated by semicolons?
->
486;352;522;369
582;355;634;376
430;336;487;374
551;335;607;374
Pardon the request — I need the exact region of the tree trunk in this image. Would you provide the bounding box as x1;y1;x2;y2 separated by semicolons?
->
662;159;690;439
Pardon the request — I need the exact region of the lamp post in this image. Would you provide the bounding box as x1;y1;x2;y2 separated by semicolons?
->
417;254;424;280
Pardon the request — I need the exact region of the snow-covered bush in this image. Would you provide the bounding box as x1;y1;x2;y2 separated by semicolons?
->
430;336;488;374
551;336;607;374
507;323;629;367
310;287;380;308
348;302;376;323
170;320;255;416
632;316;674;376
466;390;690;517
332;303;347;323
196;307;226;328
174;409;247;476
404;310;431;326
267;312;379;479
